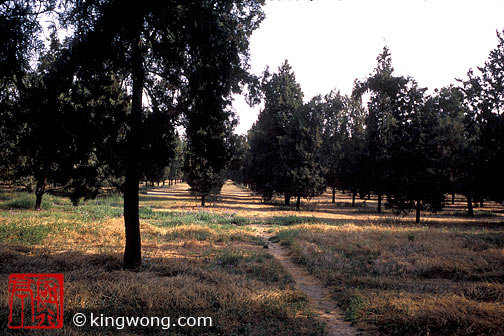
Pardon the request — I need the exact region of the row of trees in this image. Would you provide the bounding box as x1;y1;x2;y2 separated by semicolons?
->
0;0;265;268
232;32;504;221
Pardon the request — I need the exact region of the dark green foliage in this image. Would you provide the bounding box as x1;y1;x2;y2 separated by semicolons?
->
138;110;177;186
320;90;366;203
10;34;130;208
436;87;472;197
355;47;410;213
462;30;504;205
0;1;44;181
385;82;447;221
226;134;249;185
281;96;326;209
169;138;185;182
355;47;448;221
0;0;47;86
320;91;347;201
182;1;265;207
0;0;265;268
246;61;324;208
247;62;304;201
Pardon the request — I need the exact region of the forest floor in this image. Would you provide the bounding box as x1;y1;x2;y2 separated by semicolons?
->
1;181;503;335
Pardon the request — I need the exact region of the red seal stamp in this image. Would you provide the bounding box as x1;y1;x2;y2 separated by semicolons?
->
8;273;64;329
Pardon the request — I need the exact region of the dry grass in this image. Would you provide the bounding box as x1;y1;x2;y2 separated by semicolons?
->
271;223;504;335
2;181;503;335
0;187;324;335
140;182;504;228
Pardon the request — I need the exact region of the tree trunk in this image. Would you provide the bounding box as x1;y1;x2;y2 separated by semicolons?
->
352;191;356;207
284;194;291;206
34;176;46;210
466;195;474;217
415;200;421;223
451;193;455;205
377;193;382;213
368;193;371;200
201;194;206;207
480;200;484;208
296;196;301;210
332;186;336;203
123;37;143;270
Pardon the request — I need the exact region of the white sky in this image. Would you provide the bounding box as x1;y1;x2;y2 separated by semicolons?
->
232;0;504;135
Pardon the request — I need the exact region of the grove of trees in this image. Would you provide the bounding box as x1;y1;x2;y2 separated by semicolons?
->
239;35;504;222
0;0;265;269
1;0;503;269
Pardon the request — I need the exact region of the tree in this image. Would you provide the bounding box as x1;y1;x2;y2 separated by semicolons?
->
62;0;265;268
320;91;347;203
281;96;326;210
0;0;48;87
247;61;304;204
355;47;408;213
385;81;446;223
355;47;449;222
11;33;130;208
226;134;249;185
181;1;264;207
334;94;367;207
0;0;48;182
164;136;185;185
435;86;477;215
138;110;177;187
462;30;504;206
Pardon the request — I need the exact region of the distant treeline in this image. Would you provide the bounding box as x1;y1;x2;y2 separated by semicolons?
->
227;39;504;222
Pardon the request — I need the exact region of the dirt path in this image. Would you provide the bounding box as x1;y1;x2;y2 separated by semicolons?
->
146;181;363;334
253;225;361;336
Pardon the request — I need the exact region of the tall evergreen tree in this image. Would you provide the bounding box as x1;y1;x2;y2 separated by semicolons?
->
335;94;367;207
320;91;347;203
11;34;129;208
355;47;408;213
462;30;504;205
226;134;249;185
385;81;446;223
281;96;326;210
435;86;478;215
0;0;49;181
62;0;265;268
247;61;304;204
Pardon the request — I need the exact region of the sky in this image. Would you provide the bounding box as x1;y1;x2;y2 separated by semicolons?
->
232;0;504;135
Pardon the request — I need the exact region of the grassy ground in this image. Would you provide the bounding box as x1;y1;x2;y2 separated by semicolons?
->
270;222;504;335
1;181;503;335
0;185;324;335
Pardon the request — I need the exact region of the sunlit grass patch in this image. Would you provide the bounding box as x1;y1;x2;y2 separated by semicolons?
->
0;191;123;247
160;224;264;245
0;211;84;244
140;206;250;226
